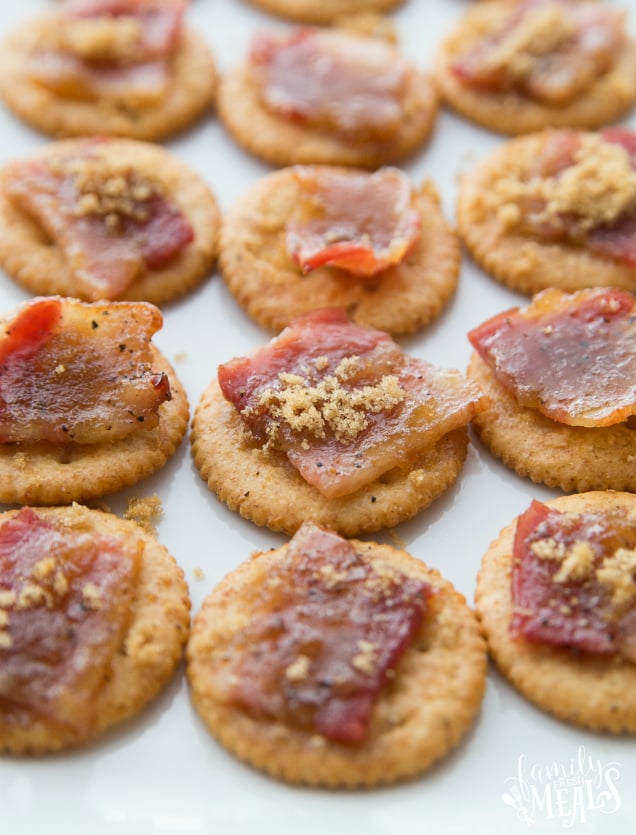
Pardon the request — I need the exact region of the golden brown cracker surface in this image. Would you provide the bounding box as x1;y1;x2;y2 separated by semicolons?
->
187;535;486;786
0;138;220;305
467;352;636;493
0;503;190;754
191;379;469;537
219;168;460;335
476;491;636;733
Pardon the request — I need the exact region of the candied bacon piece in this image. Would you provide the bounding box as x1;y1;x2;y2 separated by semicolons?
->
4;146;194;299
450;0;622;105
503;129;636;264
285;167;421;277
0;507;142;731
27;0;186;103
63;0;185;56
0;296;171;445
468;287;636;427
219;309;487;499
217;523;431;743
250;28;408;141
511;500;636;661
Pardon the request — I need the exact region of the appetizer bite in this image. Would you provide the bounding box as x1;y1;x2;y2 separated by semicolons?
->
187;522;487;786
217;25;438;168
467;287;636;492
435;0;636;135
192;308;487;536
477;492;636;732
220;166;460;335
457;128;636;295
0;504;190;754
0;0;217;140
0;296;189;505
0;138;220;305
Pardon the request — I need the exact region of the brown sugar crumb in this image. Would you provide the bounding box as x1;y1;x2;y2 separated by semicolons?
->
58;17;143;64
81;581;102;611
193;567;206;581
256;368;405;444
552;540;595;584
57;157;162;228
16;582;51;610
285;653;311;682
124;495;163;536
596;547;636;608
530;538;566;561
482;6;576;82
496;136;636;233
351;639;378;674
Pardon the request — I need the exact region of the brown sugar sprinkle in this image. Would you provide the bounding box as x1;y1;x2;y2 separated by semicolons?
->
495;135;636;233
254;356;405;444
58;17;143;64
596;548;636;608
124;495;163;536
483;6;576;82
54;157;162;227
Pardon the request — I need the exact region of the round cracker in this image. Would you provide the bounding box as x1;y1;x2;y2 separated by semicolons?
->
0;345;189;506
217;41;438;169
191;379;469;537
467;352;636;493
0;19;216;141
0;139;220;306
434;1;636;135
187;535;486;787
0;503;190;754
457;132;636;295
219;169;460;335
243;0;404;25
476;491;636;733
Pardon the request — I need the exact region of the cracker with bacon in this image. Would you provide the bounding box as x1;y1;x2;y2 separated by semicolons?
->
219;166;460;335
0;296;189;505
0;0;216;140
458;128;636;295
0;503;190;754
191;308;487;536
435;0;636;135
467;287;636;493
0;138;219;306
217;25;438;169
476;491;636;732
187;522;486;786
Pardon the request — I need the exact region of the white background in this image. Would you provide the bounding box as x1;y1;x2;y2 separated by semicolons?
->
0;1;635;833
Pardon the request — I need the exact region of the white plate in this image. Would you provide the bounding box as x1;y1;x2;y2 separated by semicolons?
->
1;2;635;833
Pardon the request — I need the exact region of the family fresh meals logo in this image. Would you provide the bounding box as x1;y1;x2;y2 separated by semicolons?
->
502;746;622;828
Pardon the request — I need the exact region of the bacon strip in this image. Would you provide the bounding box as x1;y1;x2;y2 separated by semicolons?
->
468;288;636;427
250;28;407;141
218;523;431;743
451;0;623;105
28;0;186;103
4;147;194;299
285;167;421;277
0;297;171;445
220;308;487;498
0;507;141;731
511;500;636;661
